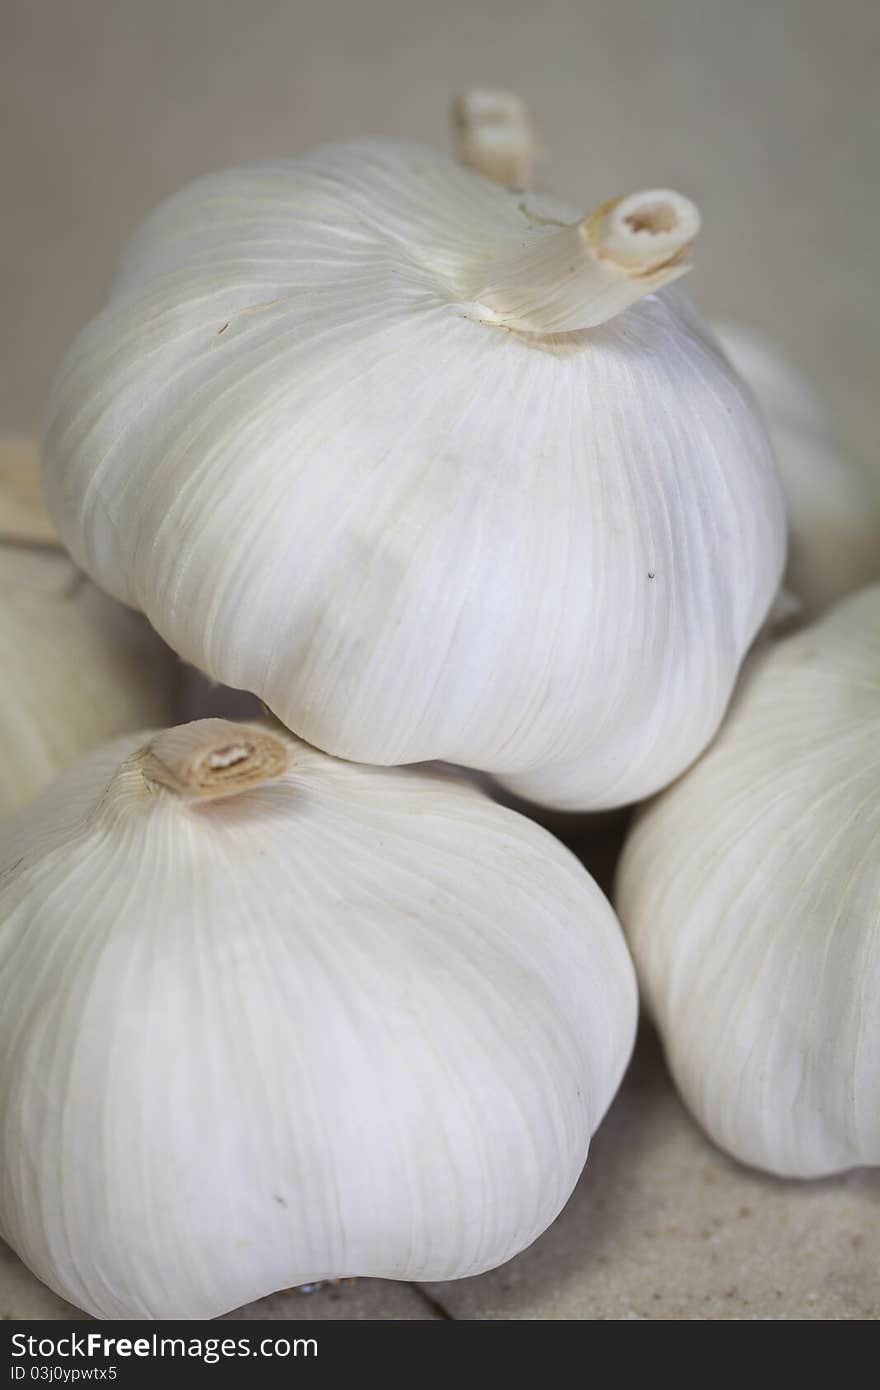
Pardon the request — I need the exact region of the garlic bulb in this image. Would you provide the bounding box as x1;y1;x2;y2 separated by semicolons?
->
715;322;879;617
616;586;880;1177
0;719;636;1319
44;128;785;810
0;449;176;817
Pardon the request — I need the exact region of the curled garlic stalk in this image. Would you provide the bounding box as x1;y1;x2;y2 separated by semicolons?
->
462;188;701;333
451;87;539;190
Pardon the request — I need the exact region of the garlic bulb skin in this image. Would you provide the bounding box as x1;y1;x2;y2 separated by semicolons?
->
0;720;636;1320
44;139;785;810
0;445;176;817
715;322;880;617
616;586;880;1177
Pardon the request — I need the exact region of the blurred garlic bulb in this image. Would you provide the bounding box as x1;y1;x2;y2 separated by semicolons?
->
0;445;176;816
715;323;879;617
0;719;636;1319
616;586;880;1177
44;115;784;810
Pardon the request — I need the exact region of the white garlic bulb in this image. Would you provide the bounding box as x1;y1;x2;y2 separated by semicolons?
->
715;322;880;617
616;586;880;1177
0;719;636;1320
0;447;176;817
44;133;785;810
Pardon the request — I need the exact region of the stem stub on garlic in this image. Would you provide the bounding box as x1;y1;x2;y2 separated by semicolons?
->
139;719;290;801
464;189;701;335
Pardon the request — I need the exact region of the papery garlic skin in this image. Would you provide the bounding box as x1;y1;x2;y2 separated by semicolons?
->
715;323;879;617
616;587;880;1177
0;546;176;817
44;139;785;810
0;721;636;1320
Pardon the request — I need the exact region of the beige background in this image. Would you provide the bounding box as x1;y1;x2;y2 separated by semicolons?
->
3;0;879;469
1;0;878;1321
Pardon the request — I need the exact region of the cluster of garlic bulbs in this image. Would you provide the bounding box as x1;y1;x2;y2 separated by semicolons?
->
1;89;877;1323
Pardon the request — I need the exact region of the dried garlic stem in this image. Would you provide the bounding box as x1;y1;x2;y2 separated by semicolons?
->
0;437;61;547
452;89;539;190
464;189;701;333
140;719;289;801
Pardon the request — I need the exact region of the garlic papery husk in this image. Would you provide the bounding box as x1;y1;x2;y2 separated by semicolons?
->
615;586;880;1178
0;719;636;1320
0;476;177;817
714;322;880;617
43;134;785;810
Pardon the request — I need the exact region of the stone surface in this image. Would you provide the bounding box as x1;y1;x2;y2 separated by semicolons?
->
224;1282;438;1321
0;1241;88;1320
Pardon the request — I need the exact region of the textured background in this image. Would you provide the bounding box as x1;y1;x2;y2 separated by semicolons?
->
1;0;878;1320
